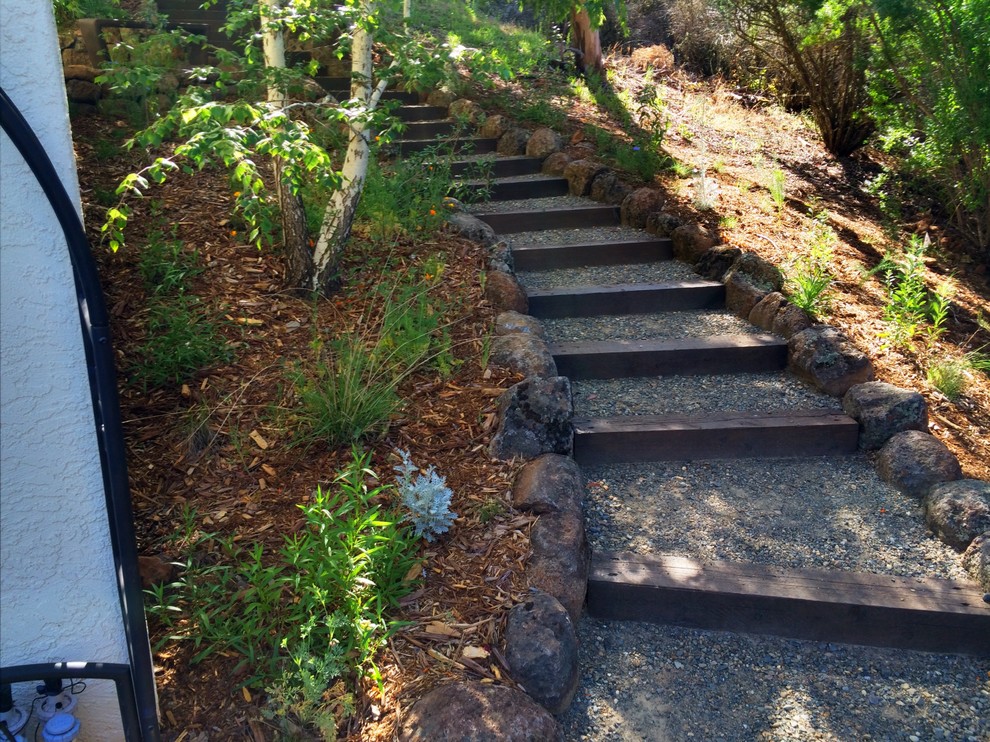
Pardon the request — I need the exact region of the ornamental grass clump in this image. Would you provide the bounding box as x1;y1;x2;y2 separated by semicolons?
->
394;448;456;541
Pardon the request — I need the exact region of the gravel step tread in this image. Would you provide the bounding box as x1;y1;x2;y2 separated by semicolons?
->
467;194;597;213
562;618;989;742
509;225;656;246
571;371;839;417
581;457;969;581
543;309;761;344
518;260;697;290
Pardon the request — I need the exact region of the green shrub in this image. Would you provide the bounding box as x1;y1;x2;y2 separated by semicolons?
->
786;214;836;318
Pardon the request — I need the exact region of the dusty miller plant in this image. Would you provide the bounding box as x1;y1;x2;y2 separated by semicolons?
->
394;449;456;541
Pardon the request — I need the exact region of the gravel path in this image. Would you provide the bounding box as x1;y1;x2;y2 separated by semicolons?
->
561;619;990;742
509;225;656;246
518;261;698;290
543;309;762;344
582;457;968;580
571;372;840;417
469;194;601;213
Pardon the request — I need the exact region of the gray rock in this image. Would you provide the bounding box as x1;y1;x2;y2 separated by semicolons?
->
772;302;814;338
877;430;963;498
426;89;456;107
490;334;557;378
724;271;770;319
788;325;875;397
694;245;740;280
480;114;511;139
62;64;100;82
842;381;929;450
512;454;583;515
589;171;632;205
526;127;562;159
528;508;589;624
449;98;484;124
646;211;684;237
138;554;176;589
505;591;580;715
671;223;717;263
484;271;528;314
749;292;786;332
728;252;784;291
490;377;573;460
487;240;514;273
399;681;563;741
924;480;990;551
448;211;496;246
65;79;101;104
962;532;990;592
495;311;545;338
498;128;531;156
564;159;606;196
621;187;665;230
542;151;572;176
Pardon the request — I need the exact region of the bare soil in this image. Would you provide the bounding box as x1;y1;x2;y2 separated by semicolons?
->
71;47;989;741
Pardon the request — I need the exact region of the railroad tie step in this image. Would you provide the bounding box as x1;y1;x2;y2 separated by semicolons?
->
455;175;569;202
526;280;725;318
551;334;787;379
315;76;420;104
450;156;543;178
474;204;619;233
397;105;449;122
513;237;674;270
572;409;859;464
402;120;458;139
587;552;990;656
397;137;498;156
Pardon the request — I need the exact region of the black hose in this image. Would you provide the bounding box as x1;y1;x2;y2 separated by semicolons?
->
0;88;160;742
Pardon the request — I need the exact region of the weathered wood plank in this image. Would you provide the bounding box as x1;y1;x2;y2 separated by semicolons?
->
588;552;990;656
455;176;569;201
550;334;788;379
573;409;859;463
397;138;498;155
402;120;457;139
475;205;619;234
450;156;543;178
397;105;449;122
526;281;725;318
513;238;674;270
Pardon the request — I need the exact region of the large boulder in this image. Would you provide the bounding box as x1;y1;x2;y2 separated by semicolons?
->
842;382;928;450
66;79;101;104
527;508;589;623
505;591;580;715
962;532;990;592
512;454;583;515
399;681;563;741
620;187;664;230
449;98;484;124
788;326;874;397
526;127;562;159
542;151;572;176
564;159;606;196
671;223;717;263
590;171;632;206
426;89;456;107
487;240;514;274
498;128;531;156
723;253;785;319
480;114;511;139
495;311;546;339
876;430;963;499
772;302;814;339
749;292;786;332
490;334;557;378
484;271;528;314
490;377;573;460
448;211;496;246
694;246;741;281
924;479;990;551
646;211;684;238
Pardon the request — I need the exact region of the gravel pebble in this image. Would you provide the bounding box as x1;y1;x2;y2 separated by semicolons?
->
518;261;698;291
572;372;840;417
561;619;990;742
544;309;762;344
583;457;969;580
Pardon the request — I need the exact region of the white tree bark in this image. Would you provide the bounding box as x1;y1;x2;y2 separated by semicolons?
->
311;0;381;295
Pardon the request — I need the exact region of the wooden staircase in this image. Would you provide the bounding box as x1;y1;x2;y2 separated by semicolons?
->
392;101;990;657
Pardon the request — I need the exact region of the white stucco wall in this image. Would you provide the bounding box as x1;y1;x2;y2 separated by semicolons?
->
1;2;129;738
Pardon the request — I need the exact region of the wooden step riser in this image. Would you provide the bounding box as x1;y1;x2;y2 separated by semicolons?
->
397;106;449;122
403;121;458;138
397;138;498;156
573;412;859;465
527;283;725;318
514;240;674;270
476;206;619;234
315;78;420;104
451;158;543;178
458;178;569;202
553;342;787;379
588;553;990;656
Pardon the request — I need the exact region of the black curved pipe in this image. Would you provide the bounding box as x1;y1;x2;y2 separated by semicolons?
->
0;87;160;741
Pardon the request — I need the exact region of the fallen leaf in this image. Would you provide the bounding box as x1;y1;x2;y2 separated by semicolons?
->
242;686;252;702
462;646;490;660
424;621;460;637
249;430;268;450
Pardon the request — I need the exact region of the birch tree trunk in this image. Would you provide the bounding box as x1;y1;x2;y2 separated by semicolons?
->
310;0;379;296
260;0;314;290
570;6;605;78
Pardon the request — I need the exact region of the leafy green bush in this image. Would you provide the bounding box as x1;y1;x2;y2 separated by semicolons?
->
786;214;836;318
875;234;953;348
867;0;990;251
